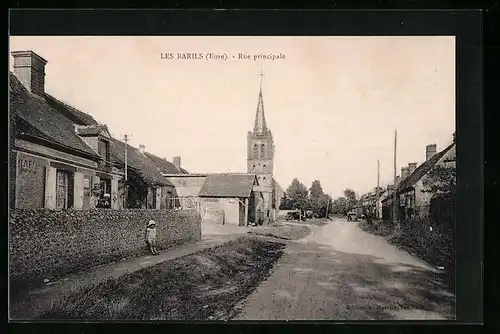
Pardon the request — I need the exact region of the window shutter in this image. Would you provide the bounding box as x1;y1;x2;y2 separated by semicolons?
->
111;178;118;209
156;187;162;209
44;166;57;209
73;172;84;209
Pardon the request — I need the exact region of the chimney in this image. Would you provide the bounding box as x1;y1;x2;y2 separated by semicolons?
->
11;50;48;96
173;156;181;170
426;144;437;161
139;144;146;154
401;167;410;179
408;162;417;174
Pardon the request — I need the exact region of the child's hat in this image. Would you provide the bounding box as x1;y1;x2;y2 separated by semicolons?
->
148;220;156;227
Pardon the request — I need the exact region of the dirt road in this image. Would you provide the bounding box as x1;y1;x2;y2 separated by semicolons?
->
236;218;455;320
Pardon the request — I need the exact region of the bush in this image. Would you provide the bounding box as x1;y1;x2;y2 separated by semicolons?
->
389;219;454;288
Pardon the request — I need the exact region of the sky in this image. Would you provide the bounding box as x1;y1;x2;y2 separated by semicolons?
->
9;36;455;198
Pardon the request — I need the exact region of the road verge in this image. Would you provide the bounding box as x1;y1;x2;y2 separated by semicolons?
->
38;236;285;320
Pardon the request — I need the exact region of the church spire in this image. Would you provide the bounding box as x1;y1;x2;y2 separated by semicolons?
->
254;68;267;134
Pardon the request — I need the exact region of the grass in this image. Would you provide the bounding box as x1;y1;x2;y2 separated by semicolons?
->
248;223;311;240
38;236;285;320
359;219;394;237
359;219;455;291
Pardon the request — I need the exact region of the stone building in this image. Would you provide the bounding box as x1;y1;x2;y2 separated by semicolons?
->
109;142;176;209
197;174;264;226
246;82;284;222
9;51;125;210
9;50;179;210
397;139;455;220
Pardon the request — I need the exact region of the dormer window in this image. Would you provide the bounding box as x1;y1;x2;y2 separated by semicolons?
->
75;124;112;168
98;138;110;167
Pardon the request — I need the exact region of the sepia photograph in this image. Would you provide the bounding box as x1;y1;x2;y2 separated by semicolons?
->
9;35;456;321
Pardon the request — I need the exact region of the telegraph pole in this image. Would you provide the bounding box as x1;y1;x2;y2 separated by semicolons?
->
377;159;380;192
124;134;129;181
377;159;380;218
325;192;331;219
123;134;129;208
393;130;397;184
393;129;399;227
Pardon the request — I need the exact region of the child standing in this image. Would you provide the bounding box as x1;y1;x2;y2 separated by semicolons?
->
145;220;159;255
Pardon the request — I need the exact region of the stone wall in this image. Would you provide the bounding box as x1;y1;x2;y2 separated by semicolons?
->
9;209;201;283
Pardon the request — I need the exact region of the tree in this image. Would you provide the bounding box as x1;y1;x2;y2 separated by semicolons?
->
343;188;356;200
343;188;357;210
279;192;294;210
331;196;349;214
309;180;326;216
422;164;456;196
309;180;324;198
322;194;333;217
285;178;309;211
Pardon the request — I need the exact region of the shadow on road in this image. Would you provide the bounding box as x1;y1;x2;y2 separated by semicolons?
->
238;240;456;320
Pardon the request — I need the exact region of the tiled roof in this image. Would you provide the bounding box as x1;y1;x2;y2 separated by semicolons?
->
110;138;172;186
198;174;257;198
397;142;455;192
43;93;99;126
144;152;189;175
9;72;100;159
442;144;456;162
75;124;108;136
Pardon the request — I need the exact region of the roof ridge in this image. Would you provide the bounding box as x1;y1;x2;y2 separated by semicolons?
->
398;141;455;191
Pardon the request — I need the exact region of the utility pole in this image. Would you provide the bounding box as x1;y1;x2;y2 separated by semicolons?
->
393;129;399;228
377;159;380;192
393;129;397;184
123;134;129;208
325;193;330;219
377;159;380;218
124;134;129;181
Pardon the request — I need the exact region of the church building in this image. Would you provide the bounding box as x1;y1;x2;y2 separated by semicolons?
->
247;75;284;222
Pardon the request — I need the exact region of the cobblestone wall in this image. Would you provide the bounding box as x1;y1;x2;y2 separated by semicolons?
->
9;209;201;283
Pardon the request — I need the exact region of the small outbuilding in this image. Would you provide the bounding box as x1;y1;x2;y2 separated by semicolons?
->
197;173;264;226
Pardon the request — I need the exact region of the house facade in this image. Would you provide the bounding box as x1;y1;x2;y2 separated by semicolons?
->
109;141;176;209
9;51;125;210
397;139;456;221
10;50;181;211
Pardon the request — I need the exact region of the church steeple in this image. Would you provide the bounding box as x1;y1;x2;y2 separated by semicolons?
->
253;69;267;134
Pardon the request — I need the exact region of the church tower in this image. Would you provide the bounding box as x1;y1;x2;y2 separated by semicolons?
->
247;70;275;219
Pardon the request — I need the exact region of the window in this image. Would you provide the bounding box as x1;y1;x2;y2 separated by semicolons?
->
260;144;266;160
253;144;259;159
98;138;111;167
56;170;74;209
263;164;266;171
253;165;256;171
166;191;173;209
263;177;267;182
